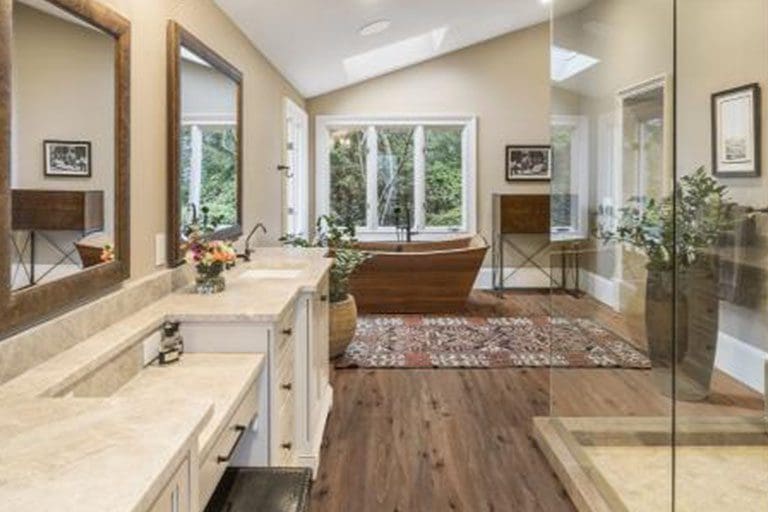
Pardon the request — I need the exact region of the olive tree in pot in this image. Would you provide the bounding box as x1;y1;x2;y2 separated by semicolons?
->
281;216;369;359
601;168;733;401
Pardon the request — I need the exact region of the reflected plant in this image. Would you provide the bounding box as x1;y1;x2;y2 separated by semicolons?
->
599;167;733;271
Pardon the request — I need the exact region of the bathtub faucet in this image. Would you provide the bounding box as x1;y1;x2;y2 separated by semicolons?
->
394;206;413;243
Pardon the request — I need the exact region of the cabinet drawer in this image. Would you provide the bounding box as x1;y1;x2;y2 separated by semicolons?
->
275;330;294;369
275;347;296;381
199;387;259;508
277;392;295;465
278;306;296;340
148;457;190;512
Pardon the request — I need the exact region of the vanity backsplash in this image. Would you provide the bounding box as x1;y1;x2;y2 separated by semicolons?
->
0;266;193;385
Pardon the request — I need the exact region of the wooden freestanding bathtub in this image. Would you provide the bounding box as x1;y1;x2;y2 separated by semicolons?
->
350;235;489;314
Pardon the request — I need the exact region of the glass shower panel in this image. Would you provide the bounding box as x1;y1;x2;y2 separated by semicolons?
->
675;0;768;510
542;1;675;510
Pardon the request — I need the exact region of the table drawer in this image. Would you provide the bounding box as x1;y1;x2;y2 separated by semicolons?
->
199;386;259;508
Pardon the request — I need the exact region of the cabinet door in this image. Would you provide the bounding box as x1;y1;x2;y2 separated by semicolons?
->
148;457;191;512
312;277;330;405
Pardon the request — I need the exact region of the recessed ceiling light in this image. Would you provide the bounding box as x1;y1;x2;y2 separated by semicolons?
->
359;19;391;37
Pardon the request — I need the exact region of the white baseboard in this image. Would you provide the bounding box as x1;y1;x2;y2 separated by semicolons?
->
474;267;553;289
715;331;767;394
578;270;620;311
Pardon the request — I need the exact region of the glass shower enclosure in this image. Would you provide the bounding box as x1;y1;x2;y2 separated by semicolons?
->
540;0;768;510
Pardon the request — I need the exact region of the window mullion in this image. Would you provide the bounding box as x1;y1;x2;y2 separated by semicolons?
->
414;125;426;231
365;126;378;230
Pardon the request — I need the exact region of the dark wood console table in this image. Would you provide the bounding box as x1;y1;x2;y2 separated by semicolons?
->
10;190;104;287
491;193;582;294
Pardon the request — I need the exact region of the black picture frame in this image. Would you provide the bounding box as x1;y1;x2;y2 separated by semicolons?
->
505;145;552;181
43;140;92;178
711;83;761;178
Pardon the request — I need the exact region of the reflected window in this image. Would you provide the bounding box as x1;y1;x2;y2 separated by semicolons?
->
551;115;589;239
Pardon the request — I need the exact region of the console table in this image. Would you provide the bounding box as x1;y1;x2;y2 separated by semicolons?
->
10;189;104;288
491;193;582;295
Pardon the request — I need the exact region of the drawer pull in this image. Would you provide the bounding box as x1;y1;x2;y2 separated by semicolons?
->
282;328;293;336
216;424;247;463
281;442;292;450
281;382;293;390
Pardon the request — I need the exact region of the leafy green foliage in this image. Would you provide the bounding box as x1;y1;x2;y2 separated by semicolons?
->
280;215;370;303
328;126;465;229
329;129;367;227
425;128;463;226
600;167;733;270
180;126;237;231
328;249;370;303
377;128;415;226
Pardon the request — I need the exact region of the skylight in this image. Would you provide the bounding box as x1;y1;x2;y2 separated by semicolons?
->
550;45;599;82
343;27;449;84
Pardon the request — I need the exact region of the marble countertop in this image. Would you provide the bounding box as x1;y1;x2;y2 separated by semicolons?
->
0;395;212;512
0;248;331;402
162;247;332;323
0;248;330;511
115;353;264;457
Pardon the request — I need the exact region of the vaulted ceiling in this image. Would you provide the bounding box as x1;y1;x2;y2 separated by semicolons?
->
213;0;554;98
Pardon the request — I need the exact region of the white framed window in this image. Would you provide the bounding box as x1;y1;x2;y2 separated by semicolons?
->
551;114;589;240
316;115;477;239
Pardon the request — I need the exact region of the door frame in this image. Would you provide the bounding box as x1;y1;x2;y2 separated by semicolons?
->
283;98;310;236
613;74;672;301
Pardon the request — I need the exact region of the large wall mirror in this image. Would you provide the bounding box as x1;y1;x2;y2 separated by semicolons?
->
167;21;243;266
0;0;130;337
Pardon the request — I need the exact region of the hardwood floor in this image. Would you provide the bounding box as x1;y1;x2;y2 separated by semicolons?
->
310;291;764;511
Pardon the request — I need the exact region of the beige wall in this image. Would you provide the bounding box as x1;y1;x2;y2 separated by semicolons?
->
90;0;303;278
678;0;768;353
307;24;551;266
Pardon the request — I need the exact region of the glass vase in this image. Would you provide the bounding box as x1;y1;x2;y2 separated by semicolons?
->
195;273;226;294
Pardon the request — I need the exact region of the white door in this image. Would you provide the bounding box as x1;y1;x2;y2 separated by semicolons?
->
284;99;309;237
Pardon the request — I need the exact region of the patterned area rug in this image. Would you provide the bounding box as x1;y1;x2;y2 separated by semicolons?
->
336;316;651;369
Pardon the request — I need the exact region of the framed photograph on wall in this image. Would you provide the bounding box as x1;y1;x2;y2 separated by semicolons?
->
506;145;551;181
712;83;761;178
44;140;92;178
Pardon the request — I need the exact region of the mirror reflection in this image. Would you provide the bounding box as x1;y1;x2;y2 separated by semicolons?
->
10;0;116;291
179;46;239;238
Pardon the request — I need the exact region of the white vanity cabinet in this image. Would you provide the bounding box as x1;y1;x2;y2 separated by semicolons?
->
294;274;333;472
148;456;194;512
179;276;333;476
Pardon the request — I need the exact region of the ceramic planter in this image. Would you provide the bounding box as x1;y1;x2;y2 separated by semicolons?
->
645;256;719;401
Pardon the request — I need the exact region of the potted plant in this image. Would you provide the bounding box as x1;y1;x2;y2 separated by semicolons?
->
600;167;733;400
281;215;369;358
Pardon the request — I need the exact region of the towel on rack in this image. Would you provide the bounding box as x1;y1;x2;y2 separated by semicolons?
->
717;205;764;309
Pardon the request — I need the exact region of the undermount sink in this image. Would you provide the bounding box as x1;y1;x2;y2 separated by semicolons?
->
239;269;303;281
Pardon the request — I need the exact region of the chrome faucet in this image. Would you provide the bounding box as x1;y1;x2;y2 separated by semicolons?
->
238;223;267;262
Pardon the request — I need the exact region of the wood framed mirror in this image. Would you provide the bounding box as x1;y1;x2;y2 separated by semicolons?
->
167;21;243;266
0;0;130;338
